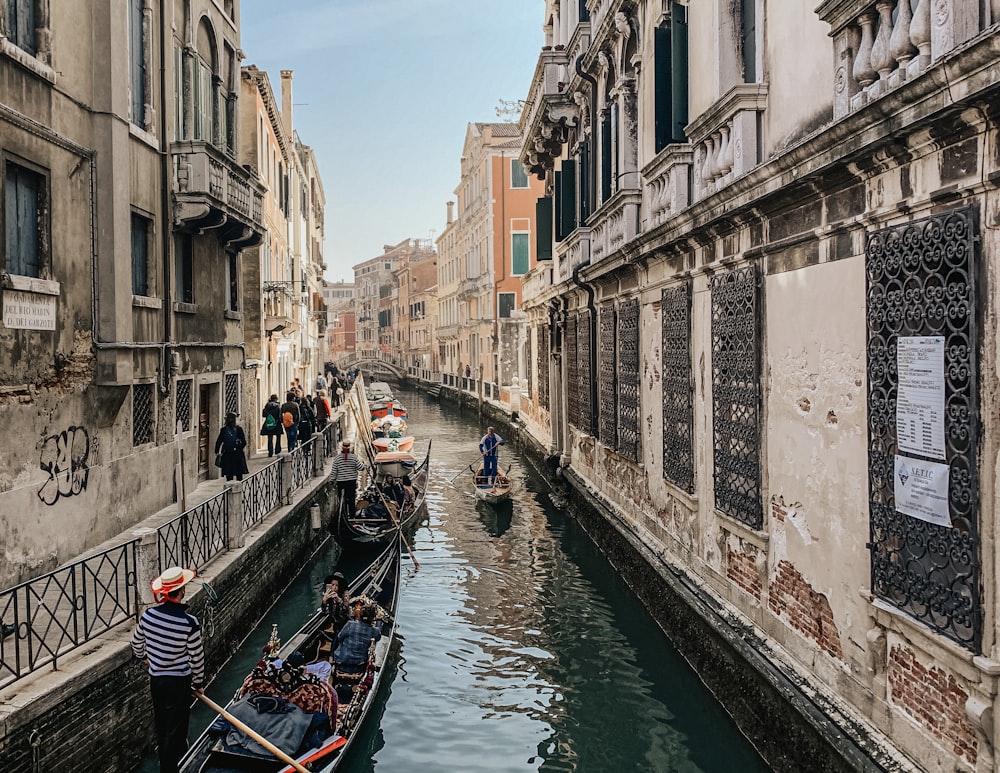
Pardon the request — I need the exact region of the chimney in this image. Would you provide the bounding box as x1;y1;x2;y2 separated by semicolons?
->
446;201;455;224
280;70;293;137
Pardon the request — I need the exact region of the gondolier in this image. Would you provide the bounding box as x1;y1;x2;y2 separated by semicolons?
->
331;441;366;520
478;427;505;483
131;566;205;773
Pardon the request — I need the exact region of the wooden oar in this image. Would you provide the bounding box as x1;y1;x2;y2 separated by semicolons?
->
194;692;311;773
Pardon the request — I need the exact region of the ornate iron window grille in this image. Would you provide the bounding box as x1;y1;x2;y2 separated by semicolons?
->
175;378;192;432
133;383;154;446
224;373;240;416
599;303;618;448
567;313;581;429
579;310;593;434
662;282;694;493
618;298;640;462
711;265;762;529
866;207;980;651
538;325;550;410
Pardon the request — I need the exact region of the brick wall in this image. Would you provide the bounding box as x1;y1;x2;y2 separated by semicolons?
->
726;543;762;600
0;481;339;773
888;644;977;766
768;559;843;659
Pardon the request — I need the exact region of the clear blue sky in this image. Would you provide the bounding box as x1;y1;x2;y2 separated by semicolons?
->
239;0;543;281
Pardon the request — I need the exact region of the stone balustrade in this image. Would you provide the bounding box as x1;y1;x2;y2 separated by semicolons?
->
642;145;693;230
685;84;768;204
818;0;985;118
523;261;553;299
556;227;591;281
589;190;641;264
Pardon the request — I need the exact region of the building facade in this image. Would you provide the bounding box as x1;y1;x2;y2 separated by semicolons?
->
0;0;263;586
518;1;1000;771
322;280;356;364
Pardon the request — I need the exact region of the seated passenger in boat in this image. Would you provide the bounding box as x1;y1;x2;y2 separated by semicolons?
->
322;571;350;630
399;475;416;510
237;651;338;731
333;603;381;676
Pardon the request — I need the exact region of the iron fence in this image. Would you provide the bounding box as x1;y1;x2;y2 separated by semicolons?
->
242;458;282;531
291;438;314;490
157;491;228;572
0;541;139;689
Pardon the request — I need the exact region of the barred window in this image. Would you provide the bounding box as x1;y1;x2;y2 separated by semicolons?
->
133;383;155;446
711;265;761;529
569;311;594;435
866;207;980;651
598;303;617;449
618;298;640;462
224;373;239;417
661;283;694;493
537;324;549;410
566;313;580;428
175;378;192;432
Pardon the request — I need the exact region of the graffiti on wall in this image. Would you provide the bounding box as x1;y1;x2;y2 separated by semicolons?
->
38;426;92;505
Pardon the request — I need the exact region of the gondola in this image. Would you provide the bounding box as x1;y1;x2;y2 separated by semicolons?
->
338;441;431;548
472;463;513;504
178;537;402;773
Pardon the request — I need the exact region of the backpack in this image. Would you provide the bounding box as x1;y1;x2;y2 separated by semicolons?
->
299;404;315;428
263;413;277;430
282;411;294;428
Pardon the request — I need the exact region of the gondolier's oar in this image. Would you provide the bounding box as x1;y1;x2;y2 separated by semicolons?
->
193;692;311;773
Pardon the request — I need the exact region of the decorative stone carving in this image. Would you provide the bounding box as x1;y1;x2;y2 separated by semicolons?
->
853;12;878;88
889;0;918;73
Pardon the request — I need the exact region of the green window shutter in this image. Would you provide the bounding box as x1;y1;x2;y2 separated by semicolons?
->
6;164;42;278
601;113;612;203
130;0;145;126
654;26;672;153
579;141;591;224
512;233;529;275
671;3;689;142
536;197;553;260
556;159;577;242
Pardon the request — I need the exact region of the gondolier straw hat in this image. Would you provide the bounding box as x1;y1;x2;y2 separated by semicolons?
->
151;566;196;601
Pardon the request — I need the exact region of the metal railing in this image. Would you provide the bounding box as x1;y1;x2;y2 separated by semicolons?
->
290;437;315;490
157;490;229;572
242;458;282;531
0;541;139;689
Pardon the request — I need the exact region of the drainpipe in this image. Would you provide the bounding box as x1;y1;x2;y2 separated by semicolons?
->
159;0;172;396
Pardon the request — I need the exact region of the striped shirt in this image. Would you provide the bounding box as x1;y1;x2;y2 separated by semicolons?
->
330;452;365;483
131;601;206;685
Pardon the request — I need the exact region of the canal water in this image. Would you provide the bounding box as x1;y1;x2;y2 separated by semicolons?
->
143;388;769;772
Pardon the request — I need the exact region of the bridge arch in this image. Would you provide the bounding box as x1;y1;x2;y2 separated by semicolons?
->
342;357;407;379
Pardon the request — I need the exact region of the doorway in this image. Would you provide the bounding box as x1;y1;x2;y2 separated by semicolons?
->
198;383;217;476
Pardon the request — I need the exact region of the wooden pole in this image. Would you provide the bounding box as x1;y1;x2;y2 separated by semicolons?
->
193;692;312;773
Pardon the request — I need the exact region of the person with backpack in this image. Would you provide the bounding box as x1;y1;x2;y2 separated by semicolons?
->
299;396;316;445
314;389;332;430
315;372;327;393
279;392;301;451
260;394;283;456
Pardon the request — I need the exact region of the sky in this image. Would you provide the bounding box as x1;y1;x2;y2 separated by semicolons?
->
239;0;544;281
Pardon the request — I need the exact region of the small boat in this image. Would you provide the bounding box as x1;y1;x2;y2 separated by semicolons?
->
369;400;407;421
365;382;394;402
370;415;407;438
340;442;431;548
472;463;513;504
178;537;402;773
372;435;414;453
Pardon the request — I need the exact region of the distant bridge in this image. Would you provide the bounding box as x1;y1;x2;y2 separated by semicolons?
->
341;357;407;379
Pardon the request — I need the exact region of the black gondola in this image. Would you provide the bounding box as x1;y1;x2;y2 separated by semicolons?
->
178;537;402;773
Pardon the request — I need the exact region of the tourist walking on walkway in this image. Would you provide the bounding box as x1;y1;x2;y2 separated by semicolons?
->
479;427;505;483
131;566;205;773
330;441;366;520
214;412;249;481
280;392;300;451
260;394;283;456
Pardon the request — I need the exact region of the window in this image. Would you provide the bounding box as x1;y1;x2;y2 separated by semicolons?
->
175;233;193;303
133;383;154;446
129;0;146;127
131;213;151;296
7;0;36;55
194;57;213;141
498;292;516;319
741;0;757;83
510;159;529;189
175;378;192;432
224;373;239;416
4;161;47;278
511;232;529;275
226;251;238;311
654;4;689;152
661;283;694;493
174;45;185;139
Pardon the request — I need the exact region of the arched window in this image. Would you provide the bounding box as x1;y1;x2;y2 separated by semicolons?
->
193;18;217;143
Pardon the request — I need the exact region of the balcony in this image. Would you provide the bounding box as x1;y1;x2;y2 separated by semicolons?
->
436;324;459;340
522;262;553;303
686;84;768;204
817;0;986;119
521;47;578;177
589;189;642;264
642;145;693;231
171;140;264;249
457;278;480;301
555;226;591;283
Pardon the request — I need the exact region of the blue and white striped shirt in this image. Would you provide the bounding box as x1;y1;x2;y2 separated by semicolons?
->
131;601;206;685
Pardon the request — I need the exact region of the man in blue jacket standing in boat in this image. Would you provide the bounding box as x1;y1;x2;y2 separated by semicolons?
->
479;427;505;484
131;566;205;773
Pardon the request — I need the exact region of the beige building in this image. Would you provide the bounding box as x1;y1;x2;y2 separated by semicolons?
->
519;1;1000;771
322;280;356;364
0;0;263;586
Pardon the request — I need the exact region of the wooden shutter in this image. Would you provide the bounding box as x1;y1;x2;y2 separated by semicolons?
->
512;233;529;275
671;3;689;142
535;197;553;261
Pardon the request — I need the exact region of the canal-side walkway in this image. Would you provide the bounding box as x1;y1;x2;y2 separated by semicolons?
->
0;392;368;773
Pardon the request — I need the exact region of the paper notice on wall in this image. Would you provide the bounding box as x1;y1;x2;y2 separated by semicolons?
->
896;336;945;460
894;455;951;527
